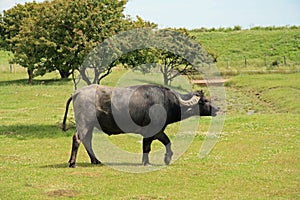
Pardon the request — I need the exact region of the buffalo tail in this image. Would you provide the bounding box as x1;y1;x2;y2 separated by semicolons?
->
62;96;73;131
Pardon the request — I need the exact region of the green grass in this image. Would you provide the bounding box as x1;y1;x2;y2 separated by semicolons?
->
190;29;300;74
226;73;300;114
0;68;299;199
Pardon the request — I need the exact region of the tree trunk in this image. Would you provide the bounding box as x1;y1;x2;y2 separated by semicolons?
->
27;69;33;84
59;69;71;79
163;72;169;86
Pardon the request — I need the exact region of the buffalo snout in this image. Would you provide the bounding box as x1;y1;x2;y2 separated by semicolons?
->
211;103;220;117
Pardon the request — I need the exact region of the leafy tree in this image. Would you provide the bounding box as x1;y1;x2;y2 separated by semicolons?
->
156;49;192;86
1;0;129;83
119;48;156;73
79;15;158;85
0;14;4;47
116;28;214;86
0;2;39;83
115;16;158;73
0;2;38;50
42;0;128;79
154;28;214;86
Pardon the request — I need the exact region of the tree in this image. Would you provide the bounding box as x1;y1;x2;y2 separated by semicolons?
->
78;15;158;86
38;0;128;79
116;28;214;86
0;14;4;47
1;0;129;83
156;49;192;86
118;48;156;73
117;16;158;73
0;2;38;50
0;2;39;83
154;28;212;86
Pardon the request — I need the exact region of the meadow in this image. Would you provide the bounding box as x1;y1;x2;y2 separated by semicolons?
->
190;28;300;75
0;59;299;199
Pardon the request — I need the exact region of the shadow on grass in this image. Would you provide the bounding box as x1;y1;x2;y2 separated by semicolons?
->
41;162;99;169
42;162;104;169
0;124;75;139
0;78;72;86
41;162;163;169
41;163;70;169
104;162;163;167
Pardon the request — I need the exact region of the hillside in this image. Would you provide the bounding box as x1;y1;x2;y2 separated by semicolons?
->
190;28;300;71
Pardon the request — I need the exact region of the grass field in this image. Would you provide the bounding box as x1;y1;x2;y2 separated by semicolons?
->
0;65;299;199
190;28;300;75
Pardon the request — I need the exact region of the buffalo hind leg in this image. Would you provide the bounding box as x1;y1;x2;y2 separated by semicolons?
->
69;132;81;168
156;132;173;165
142;136;154;166
81;129;101;165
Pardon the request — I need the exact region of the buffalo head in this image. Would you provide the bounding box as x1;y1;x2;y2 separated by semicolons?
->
177;90;220;117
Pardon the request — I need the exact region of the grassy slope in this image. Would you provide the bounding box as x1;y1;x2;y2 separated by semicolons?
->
0;70;299;199
190;29;300;69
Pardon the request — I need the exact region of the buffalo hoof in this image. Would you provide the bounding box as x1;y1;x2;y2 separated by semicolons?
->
164;152;173;165
142;153;150;166
142;162;151;166
91;159;102;165
69;162;76;168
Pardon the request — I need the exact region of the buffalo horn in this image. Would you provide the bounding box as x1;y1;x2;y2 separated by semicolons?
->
178;95;200;106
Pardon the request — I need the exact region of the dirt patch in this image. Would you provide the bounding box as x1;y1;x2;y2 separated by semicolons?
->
191;79;229;86
45;189;79;197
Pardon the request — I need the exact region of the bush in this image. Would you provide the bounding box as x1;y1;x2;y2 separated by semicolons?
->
271;60;279;66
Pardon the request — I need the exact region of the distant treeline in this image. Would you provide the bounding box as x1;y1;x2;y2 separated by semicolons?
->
191;25;300;32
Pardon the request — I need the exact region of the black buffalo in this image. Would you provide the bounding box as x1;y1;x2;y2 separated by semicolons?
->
62;84;219;167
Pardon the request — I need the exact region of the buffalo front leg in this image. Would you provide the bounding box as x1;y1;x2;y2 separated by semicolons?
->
156;132;173;165
69;132;81;168
142;137;154;166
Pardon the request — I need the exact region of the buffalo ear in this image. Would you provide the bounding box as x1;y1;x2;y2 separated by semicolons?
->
194;90;204;97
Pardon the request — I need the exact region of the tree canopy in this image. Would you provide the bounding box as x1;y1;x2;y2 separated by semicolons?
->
115;28;215;86
1;0;129;83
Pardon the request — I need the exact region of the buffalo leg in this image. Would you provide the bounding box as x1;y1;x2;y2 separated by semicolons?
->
156;132;173;165
69;132;81;168
81;129;101;165
142;137;154;166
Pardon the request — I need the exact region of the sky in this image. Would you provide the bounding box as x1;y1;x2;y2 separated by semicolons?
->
1;0;300;29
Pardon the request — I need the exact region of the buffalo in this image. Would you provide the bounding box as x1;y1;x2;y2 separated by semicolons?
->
62;84;219;168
